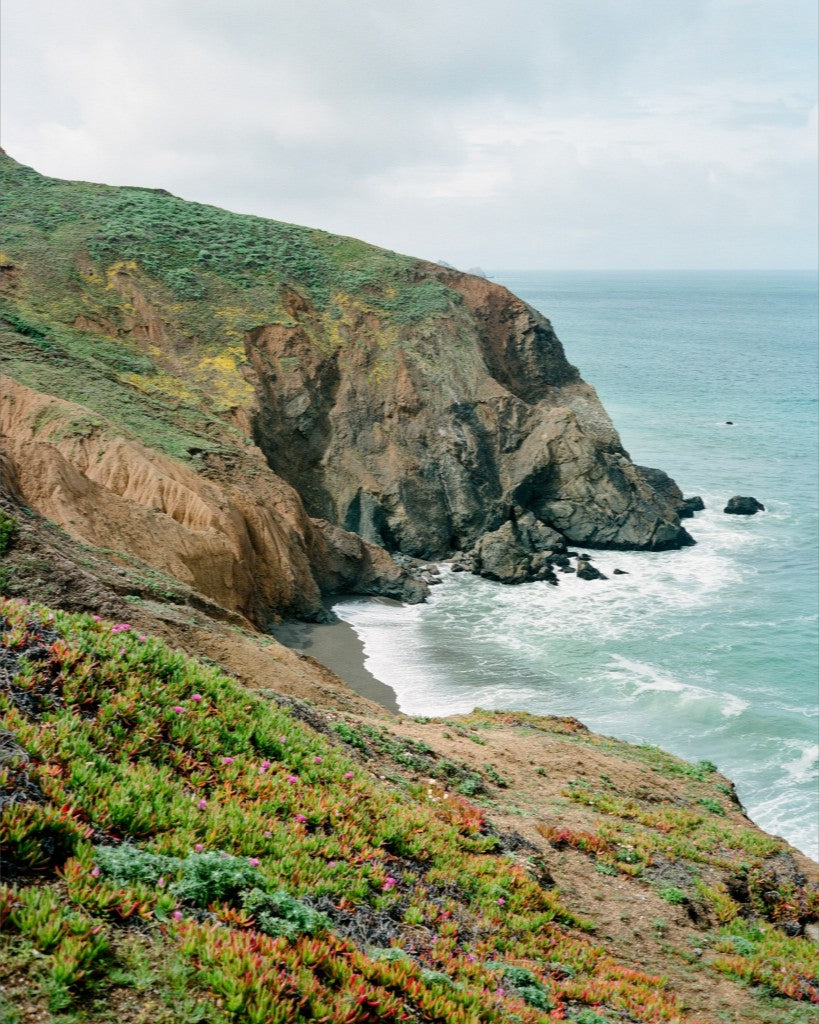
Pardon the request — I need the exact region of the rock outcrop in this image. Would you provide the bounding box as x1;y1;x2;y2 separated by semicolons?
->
246;279;694;570
724;495;765;515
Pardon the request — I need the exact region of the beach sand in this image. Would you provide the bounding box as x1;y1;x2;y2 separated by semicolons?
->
273;605;399;713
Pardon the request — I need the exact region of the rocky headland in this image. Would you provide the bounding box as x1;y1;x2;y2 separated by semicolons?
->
0;150;696;623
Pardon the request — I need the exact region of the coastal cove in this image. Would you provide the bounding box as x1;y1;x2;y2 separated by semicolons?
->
283;271;819;861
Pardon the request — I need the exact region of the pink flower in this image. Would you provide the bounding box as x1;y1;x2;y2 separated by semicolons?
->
313;756;322;764
157;877;166;888
92;615;102;622
295;813;307;823
172;706;184;714
259;760;271;772
497;897;506;906
344;771;354;779
112;623;131;633
278;736;287;744
197;799;207;810
383;876;397;890
287;775;298;784
222;756;234;765
194;843;205;852
496;988;505;997
263;830;271;838
328;860;336;867
248;857;260;867
138;635;147;642
172;910;183;921
191;693;202;702
91;865;100;878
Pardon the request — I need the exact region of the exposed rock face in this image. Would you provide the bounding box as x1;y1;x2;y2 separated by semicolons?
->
246;279;693;568
724;496;765;515
0;377;425;624
452;510;563;584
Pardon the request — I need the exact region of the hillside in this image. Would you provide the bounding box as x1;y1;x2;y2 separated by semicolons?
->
0;151;692;625
0;153;817;1023
1;593;817;1024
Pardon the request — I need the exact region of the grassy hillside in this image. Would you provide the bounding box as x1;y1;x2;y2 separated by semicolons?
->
1;595;817;1023
0;152;457;461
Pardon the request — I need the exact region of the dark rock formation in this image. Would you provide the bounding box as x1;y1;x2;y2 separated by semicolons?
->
679;496;705;518
452;510;561;584
576;559;608;581
247;281;694;574
724;496;765;516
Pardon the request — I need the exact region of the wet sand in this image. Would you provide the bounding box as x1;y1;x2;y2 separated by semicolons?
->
272;608;399;713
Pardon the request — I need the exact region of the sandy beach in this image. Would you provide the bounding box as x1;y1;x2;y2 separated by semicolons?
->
273;603;399;713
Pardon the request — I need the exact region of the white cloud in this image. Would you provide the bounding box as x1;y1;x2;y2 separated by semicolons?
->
1;0;816;267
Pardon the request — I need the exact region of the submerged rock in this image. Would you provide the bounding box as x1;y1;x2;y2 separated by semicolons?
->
724;495;765;515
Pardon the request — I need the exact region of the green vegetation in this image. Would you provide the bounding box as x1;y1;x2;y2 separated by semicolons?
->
0;510;16;556
1;597;695;1022
0;150;469;472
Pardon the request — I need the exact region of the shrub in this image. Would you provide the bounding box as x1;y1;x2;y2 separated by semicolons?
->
0;510;16;556
241;888;329;940
172;851;266;906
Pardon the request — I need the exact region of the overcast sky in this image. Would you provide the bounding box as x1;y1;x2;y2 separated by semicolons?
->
1;0;817;269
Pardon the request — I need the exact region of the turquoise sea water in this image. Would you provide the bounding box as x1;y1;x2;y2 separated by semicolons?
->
336;271;819;859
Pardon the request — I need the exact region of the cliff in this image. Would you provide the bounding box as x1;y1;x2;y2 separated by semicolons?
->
0;152;691;629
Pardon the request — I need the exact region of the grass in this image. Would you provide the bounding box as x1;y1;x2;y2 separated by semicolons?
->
0;149;471;482
1;596;699;1023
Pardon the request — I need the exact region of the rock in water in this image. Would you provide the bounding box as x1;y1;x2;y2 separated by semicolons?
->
462;511;562;584
724;496;765;515
678;495;705;518
576;559;608;581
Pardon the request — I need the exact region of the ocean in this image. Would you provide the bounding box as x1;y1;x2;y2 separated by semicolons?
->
333;271;819;860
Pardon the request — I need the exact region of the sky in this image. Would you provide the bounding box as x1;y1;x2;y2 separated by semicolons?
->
1;0;817;270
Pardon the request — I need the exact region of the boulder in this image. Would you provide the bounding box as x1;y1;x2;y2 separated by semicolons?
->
576;559;608;581
465;511;563;584
724;496;765;515
678;495;705;518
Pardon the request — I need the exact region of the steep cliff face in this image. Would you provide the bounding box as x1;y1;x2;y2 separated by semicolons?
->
0;377;425;623
0;151;691;620
245;275;692;559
